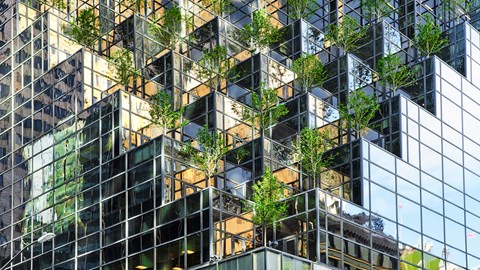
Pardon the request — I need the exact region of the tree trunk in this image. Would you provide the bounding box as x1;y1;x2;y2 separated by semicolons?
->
263;225;267;247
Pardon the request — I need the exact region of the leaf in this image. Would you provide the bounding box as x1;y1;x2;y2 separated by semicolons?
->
108;48;140;85
325;16;367;52
292;54;328;91
339;90;380;137
287;0;319;20
362;0;396;21
190;125;229;180
200;0;232;14
63;8;99;47
148;5;192;50
293;128;334;186
248;168;287;229
197;45;232;87
377;54;416;92
239;9;282;51
414;15;449;57
149;90;186;134
237;82;288;135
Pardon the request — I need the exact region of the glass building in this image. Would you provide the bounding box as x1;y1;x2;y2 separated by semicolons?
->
0;0;480;269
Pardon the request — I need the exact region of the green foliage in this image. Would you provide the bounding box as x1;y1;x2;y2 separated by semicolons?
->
248;168;287;232
237;82;288;135
291;54;328;91
414;15;449;57
120;0;144;11
189;125;229;180
293;128;333;187
239;9;282;52
287;0;319;20
149;90;186;135
325;16;368;52
442;0;474;22
362;0;395;21
40;0;67;10
377;54;416;93
233;146;250;165
399;247;442;269
339;90;380;137
201;0;231;14
197;45;232;87
63;8;99;47
108;48;140;85
149;5;192;50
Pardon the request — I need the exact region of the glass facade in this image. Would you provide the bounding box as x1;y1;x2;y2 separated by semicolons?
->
1;0;480;269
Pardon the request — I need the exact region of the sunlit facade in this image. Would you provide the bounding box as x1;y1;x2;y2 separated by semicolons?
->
1;0;480;269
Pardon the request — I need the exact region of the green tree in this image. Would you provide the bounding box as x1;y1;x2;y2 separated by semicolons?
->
120;0;144;11
236;82;288;136
189;125;229;181
362;0;395;21
248;167;287;246
240;9;282;52
197;45;232;88
233;146;250;165
293;128;333;188
108;48;140;86
442;0;474;22
325;15;368;52
200;0;231;15
291;54;328;92
287;0;319;20
414;15;449;57
40;0;67;10
339;90;380;138
63;8;99;47
149;5;192;50
149;90;186;135
377;54;416;94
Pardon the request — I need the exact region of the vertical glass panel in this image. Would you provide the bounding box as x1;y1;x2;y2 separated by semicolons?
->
443;157;464;191
398;225;421;248
422;207;444;242
408;137;420;167
420;145;442;180
422;190;443;214
397;197;421;231
369;144;395;171
370;164;395;191
396;159;419;185
370;183;396;221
